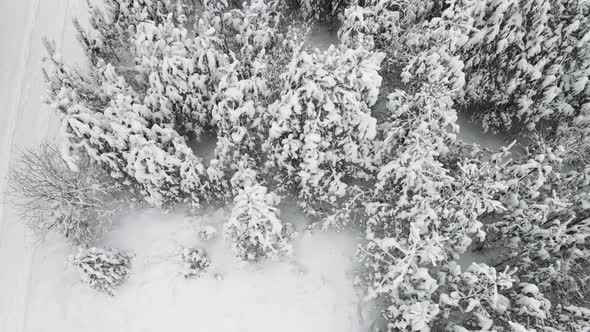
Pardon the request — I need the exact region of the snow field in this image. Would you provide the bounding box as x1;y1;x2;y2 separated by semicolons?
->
18;208;377;332
0;1;84;330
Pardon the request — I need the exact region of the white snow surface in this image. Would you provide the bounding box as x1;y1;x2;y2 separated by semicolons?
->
5;208;376;332
0;0;82;330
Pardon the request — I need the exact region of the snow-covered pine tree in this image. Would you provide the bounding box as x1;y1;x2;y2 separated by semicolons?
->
207;60;269;197
43;42;210;208
337;4;380;50
422;134;590;330
44;0;286;208
133;13;227;141
70;247;132;296
438;262;519;331
338;0;449;51
206;0;284;197
450;0;590;132
476;139;590;329
357;22;512;330
334;1;590;330
217;0;282;66
262;46;384;216
341;0;590;133
180;247;211;278
74;0;176;64
363;102;504;331
224;175;294;262
338;0;470;96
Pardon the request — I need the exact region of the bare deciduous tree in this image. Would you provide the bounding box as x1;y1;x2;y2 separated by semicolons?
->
8;143;133;244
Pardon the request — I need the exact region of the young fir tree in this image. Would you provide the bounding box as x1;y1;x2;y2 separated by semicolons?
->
70;247;132;296
206;0;283;197
133;13;227;140
338;0;450;51
224;166;294;262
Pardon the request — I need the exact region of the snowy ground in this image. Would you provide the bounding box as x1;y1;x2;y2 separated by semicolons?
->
11;208;377;332
0;0;81;330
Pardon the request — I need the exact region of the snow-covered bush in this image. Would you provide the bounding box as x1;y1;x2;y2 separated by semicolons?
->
224;180;294;262
8;144;129;244
180;247;211;278
70;247;132;296
262;46;384;215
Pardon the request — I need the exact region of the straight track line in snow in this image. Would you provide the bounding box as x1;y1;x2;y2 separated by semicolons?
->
10;0;42;331
21;0;72;329
60;0;71;52
19;243;38;332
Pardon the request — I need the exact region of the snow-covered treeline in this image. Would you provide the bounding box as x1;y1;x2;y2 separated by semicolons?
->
7;0;588;330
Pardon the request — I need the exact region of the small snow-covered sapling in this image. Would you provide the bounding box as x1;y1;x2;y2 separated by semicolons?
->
199;225;218;241
181;247;211;279
70;247;132;296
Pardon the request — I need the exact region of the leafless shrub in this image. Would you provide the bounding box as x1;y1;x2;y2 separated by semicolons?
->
8;143;132;244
